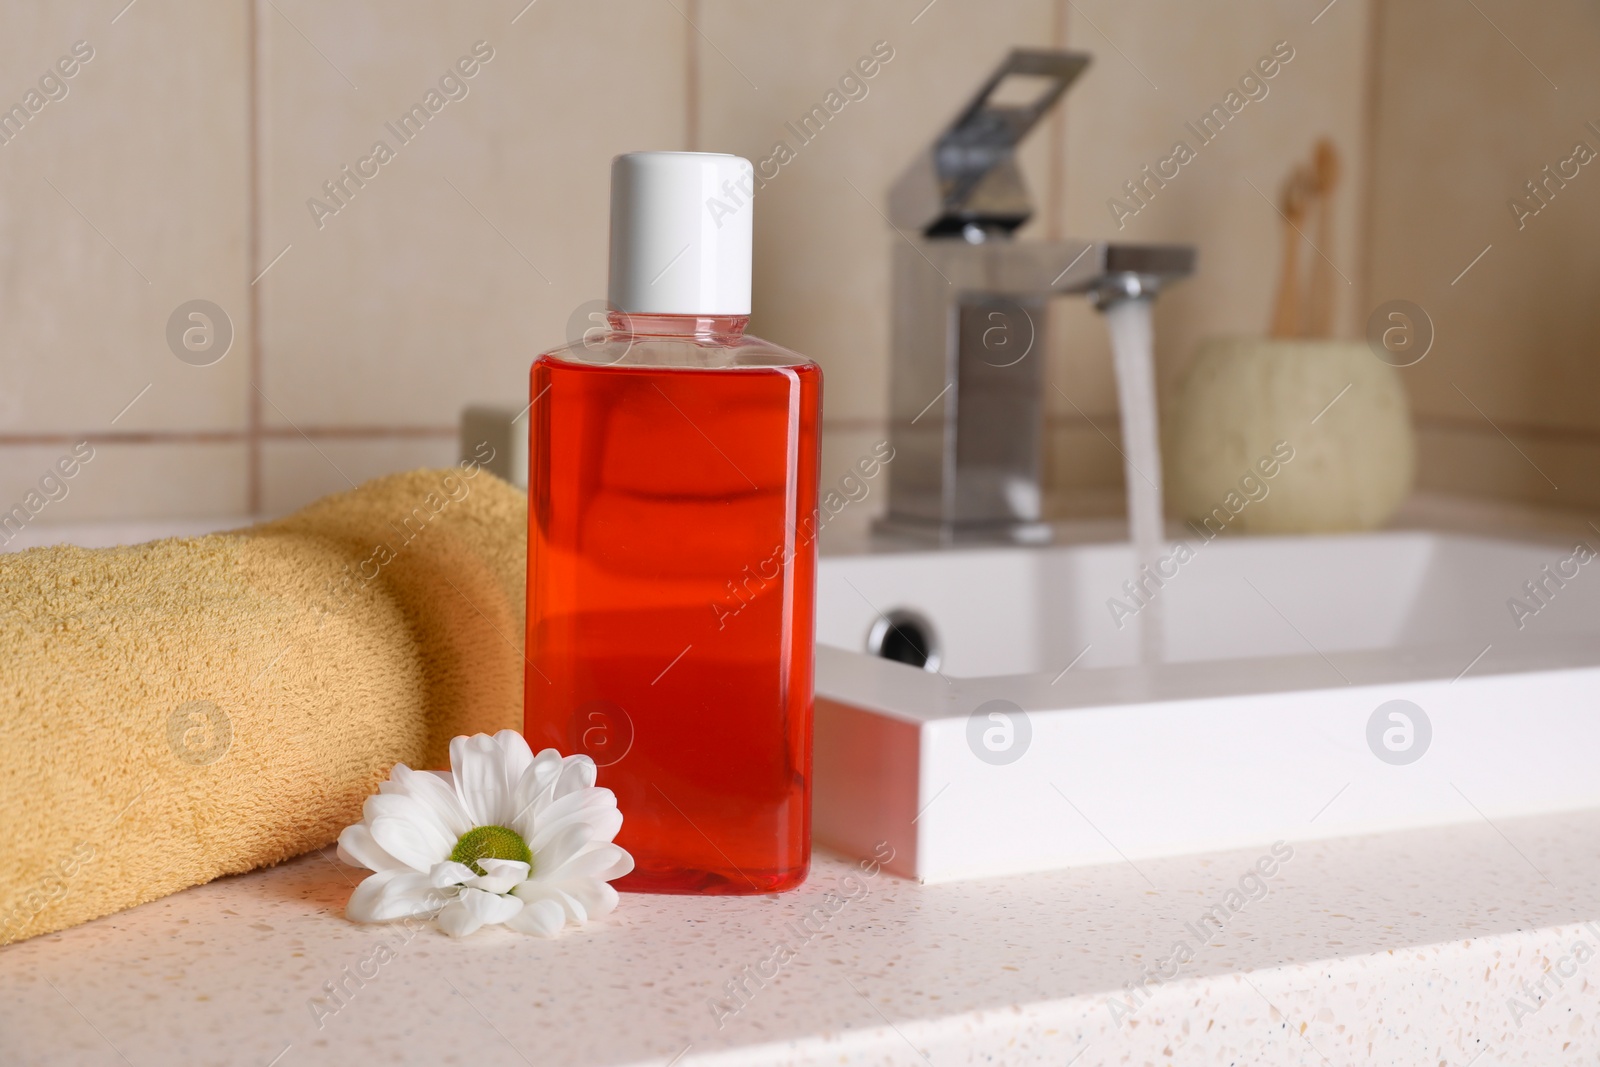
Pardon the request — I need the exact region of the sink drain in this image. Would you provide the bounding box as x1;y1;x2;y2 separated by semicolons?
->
866;609;942;672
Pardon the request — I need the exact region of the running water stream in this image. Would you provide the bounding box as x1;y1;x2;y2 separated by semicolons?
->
1104;297;1166;664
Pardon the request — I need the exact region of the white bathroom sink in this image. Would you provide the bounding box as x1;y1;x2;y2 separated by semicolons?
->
813;529;1600;882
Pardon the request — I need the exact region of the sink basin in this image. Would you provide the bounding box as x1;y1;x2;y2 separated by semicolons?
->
813;529;1600;882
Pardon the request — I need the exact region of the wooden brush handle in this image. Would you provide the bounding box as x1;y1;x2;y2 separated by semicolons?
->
1303;140;1341;338
1268;168;1310;339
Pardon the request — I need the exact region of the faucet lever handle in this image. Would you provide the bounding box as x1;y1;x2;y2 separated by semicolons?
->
889;49;1090;238
946;49;1089;157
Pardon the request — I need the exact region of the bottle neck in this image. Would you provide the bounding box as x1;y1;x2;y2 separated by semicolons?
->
607;311;750;343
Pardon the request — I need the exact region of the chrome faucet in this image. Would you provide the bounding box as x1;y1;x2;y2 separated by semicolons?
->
876;49;1195;545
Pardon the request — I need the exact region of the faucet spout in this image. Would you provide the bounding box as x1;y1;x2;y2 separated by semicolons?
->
874;49;1196;546
1048;242;1197;303
1090;272;1159;310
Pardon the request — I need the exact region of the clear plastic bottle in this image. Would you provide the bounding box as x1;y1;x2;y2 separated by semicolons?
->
523;154;821;894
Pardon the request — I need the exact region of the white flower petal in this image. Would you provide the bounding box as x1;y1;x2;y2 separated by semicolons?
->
451;734;515;826
556;878;620;921
466;873;522;895
503;896;566;938
336;823;406;874
369;813;454;874
591;843;635;883
492;730;535;796
512;866;622;925
429;860;478;888
576;806;622;846
346;869;441;923
508;748;565;829
551;755;598;800
434;900;478;938
476;858;532;881
525;788;622;853
363;792;458;868
568;888;592;924
363;791;458;848
387;764;474;837
511;880;559;903
464;859;531;896
473;857;531;876
530;822;600;875
466;887;524;924
541;841;635;884
547;886;588;924
436;888;523;938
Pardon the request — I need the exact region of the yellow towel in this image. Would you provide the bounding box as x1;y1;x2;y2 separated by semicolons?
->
0;466;525;945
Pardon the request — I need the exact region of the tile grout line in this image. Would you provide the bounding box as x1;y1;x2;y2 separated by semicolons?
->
1045;0;1068;242
246;0;265;514
0;426;460;446
684;0;699;150
9;412;1600;450
1353;0;1387;338
1413;414;1600;447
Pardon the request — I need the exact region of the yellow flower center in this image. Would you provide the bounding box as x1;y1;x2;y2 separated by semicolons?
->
450;825;533;877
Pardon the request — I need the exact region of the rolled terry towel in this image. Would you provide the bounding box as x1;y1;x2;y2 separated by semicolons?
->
0;466;525;945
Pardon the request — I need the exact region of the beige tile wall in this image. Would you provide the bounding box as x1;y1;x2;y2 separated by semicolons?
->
0;0;250;522
1365;0;1600;511
3;0;1592;526
255;0;688;514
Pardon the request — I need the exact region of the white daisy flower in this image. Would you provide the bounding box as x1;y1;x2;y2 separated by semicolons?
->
336;730;633;938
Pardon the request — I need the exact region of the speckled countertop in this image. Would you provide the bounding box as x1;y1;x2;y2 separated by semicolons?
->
3;808;1598;1066
4;497;1598;1065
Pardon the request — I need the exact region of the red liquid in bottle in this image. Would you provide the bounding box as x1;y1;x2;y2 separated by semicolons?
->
524;315;820;894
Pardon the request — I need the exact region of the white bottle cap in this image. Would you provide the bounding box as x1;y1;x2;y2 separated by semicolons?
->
607;151;753;316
